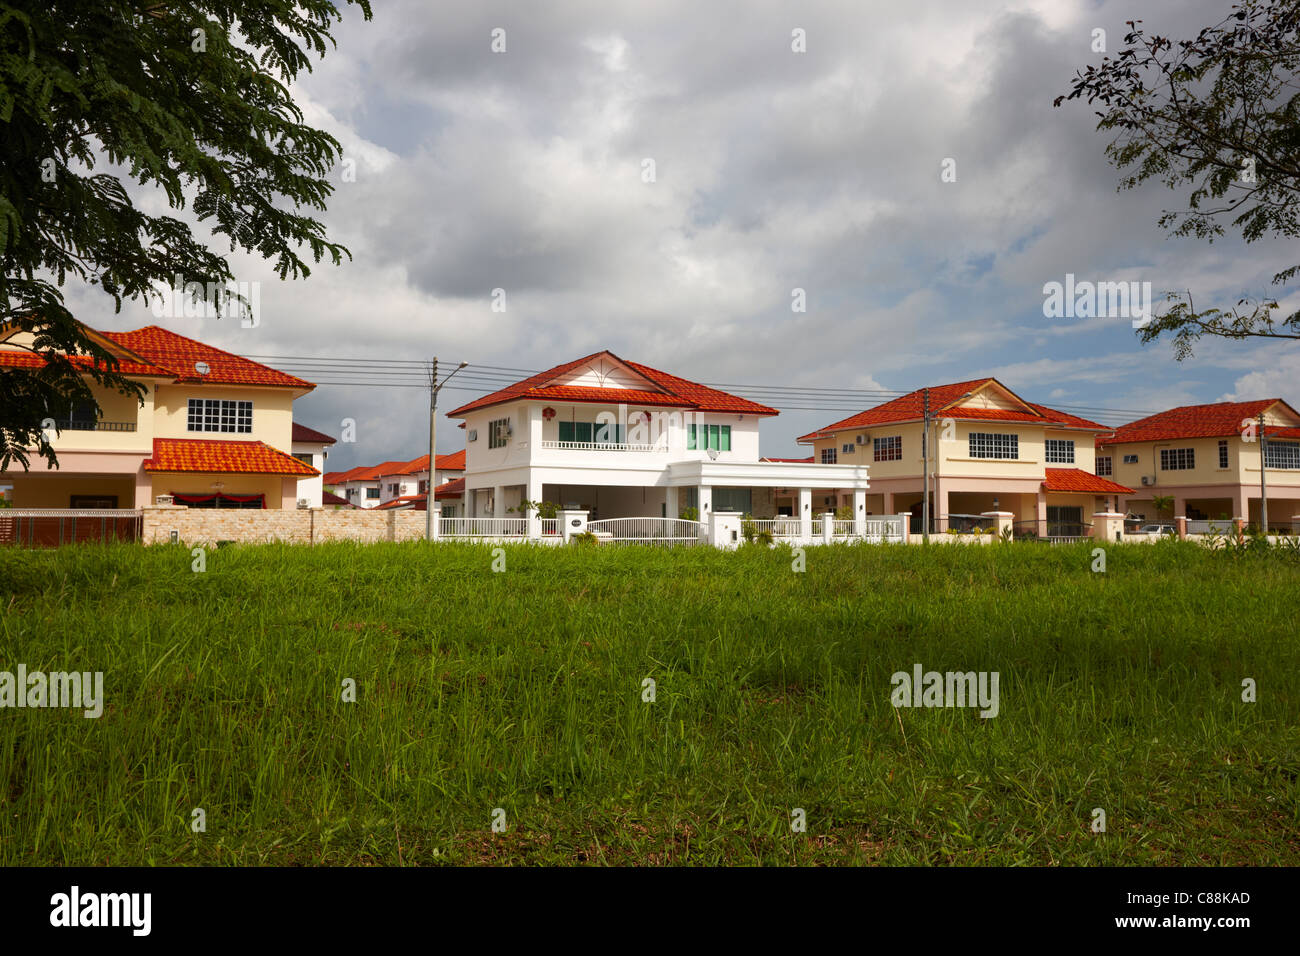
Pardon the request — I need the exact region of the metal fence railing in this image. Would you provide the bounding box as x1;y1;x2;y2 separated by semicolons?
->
0;509;143;547
440;517;528;537
587;517;705;545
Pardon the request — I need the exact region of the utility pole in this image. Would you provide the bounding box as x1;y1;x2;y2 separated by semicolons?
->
922;388;930;543
1259;410;1269;534
425;357;469;540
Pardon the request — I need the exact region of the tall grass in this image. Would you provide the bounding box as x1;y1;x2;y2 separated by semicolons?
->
0;538;1296;865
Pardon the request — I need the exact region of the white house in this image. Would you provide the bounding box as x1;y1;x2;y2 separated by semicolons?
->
291;423;335;508
446;350;871;532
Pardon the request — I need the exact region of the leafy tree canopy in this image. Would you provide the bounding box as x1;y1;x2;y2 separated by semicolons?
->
0;0;370;469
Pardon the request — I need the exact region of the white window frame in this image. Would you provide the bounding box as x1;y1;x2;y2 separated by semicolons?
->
1264;440;1300;470
1096;456;1112;477
968;432;1019;460
873;435;902;462
820;447;837;464
1045;439;1075;464
1159;447;1195;471
187;398;252;434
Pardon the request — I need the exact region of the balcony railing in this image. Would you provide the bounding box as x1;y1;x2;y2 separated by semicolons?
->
46;419;137;432
540;440;664;452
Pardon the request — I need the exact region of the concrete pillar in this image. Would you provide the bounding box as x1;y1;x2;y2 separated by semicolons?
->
896;513;911;544
133;467;152;508
709;511;742;550
852;489;867;537
882;490;894;514
934;479;947;533
821;512;833;545
429;505;441;540
698;485;713;521
1036;489;1048;538
981;510;1014;539
526;474;543;539
1292;514;1300;536
666;487;678;520
798;487;812;542
1175;515;1187;540
1092;512;1125;543
493;485;505;519
1234;486;1250;524
558;509;588;543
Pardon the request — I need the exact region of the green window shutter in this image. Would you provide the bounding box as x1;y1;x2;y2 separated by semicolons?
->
687;425;697;450
559;421;574;442
720;425;731;451
709;424;720;450
576;422;593;443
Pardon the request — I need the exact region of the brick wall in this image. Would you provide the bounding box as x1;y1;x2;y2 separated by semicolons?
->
140;506;429;546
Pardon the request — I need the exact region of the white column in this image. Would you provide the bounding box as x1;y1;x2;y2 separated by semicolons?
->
430;505;441;540
665;487;678;520
493;485;505;519
853;489;866;537
558;509;588;542
709;511;742;550
821;512;833;544
798;487;813;542
526;472;543;539
698;485;713;520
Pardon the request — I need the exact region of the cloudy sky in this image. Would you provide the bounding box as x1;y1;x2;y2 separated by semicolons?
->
83;0;1300;468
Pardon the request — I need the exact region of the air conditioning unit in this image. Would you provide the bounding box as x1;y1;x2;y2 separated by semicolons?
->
1141;476;1153;486
297;498;310;509
856;434;866;445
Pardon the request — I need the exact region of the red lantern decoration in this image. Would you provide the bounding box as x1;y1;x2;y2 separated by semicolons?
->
542;407;556;420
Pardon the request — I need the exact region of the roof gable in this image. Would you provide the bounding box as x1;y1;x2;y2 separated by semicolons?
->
1100;399;1300;445
103;326;313;390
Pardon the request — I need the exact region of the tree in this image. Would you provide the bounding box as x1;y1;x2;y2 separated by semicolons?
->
0;0;371;469
1056;2;1300;359
1151;494;1175;520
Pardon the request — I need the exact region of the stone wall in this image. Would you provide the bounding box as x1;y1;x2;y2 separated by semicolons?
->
140;506;430;546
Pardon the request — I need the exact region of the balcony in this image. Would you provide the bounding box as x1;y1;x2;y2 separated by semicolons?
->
48;419;137;433
540;440;665;452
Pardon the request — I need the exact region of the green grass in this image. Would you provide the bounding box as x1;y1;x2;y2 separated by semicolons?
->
0;538;1297;865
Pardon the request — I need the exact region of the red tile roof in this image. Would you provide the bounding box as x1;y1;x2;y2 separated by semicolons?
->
434;476;465;499
798;379;1107;442
144;438;319;476
103;326;313;390
292;422;335;444
323;465;371;484
387;449;467;475
1098;399;1300;445
446;351;778;418
0;346;169;378
322;491;353;507
1042;468;1134;495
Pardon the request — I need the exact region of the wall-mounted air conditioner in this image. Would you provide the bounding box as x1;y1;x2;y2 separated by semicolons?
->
1141;476;1153;486
856;434;866;445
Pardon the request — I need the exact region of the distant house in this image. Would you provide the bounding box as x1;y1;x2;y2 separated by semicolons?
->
445;350;869;523
0;321;317;509
799;378;1133;535
1098;399;1300;530
291;423;335;508
325;450;466;509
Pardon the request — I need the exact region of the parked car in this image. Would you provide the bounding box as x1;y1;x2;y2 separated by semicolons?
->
1134;524;1177;535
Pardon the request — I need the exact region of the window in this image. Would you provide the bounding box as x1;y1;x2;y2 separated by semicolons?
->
873;435;902;462
366;487;380;500
713;487;752;513
388;483;400;495
820;447;837;464
1264;440;1300;469
687;424;731;451
841;443;856;455
1045;439;1075;464
418;480;428;494
1159;447;1195;471
187;398;252;434
968;432;1018;459
1218;439;1229;469
1096;456;1112;477
559;421;626;444
488;418;510;449
1122;454;1139;465
293;452;313;466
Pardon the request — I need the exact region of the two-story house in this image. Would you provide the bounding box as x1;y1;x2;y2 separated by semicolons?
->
798;378;1133;534
446;350;870;524
324;450;466;510
291;422;336;508
0;322;318;508
1097;399;1300;530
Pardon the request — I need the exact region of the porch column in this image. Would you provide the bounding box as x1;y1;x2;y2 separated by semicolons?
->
665;487;678;520
133;467;152;508
526;473;542;539
798;487;813;542
882;490;894;514
1036;489;1048;537
698;485;713;521
493;485;505;519
934;478;948;533
1234;485;1250;523
1173;495;1187;523
852;489;866;536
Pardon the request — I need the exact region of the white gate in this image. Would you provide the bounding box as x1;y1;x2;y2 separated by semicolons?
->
586;517;706;545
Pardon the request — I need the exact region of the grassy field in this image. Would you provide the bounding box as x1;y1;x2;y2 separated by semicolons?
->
0;538;1297;866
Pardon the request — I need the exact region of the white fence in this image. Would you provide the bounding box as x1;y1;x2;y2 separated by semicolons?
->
441;517;528;537
865;516;906;541
749;518;801;538
1186;519;1234;536
587;517;705;545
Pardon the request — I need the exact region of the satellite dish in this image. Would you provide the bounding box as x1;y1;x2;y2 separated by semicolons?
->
707;448;719;461
195;361;210;376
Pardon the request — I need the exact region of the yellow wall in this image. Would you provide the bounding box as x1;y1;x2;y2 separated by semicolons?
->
8;475;136;508
153;384;295;452
1104;437;1242;490
45;379;153;452
150;473;284;503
